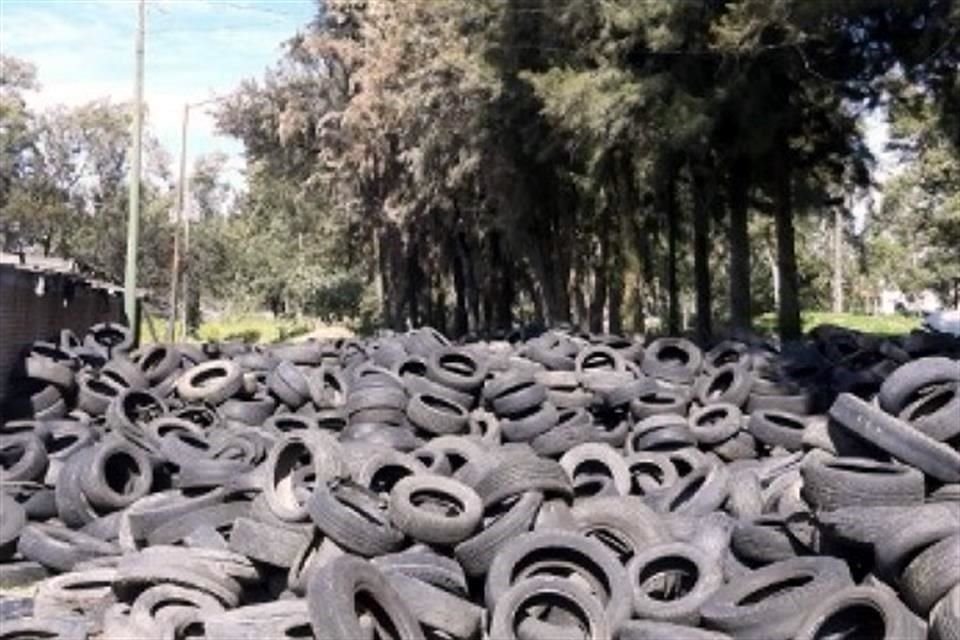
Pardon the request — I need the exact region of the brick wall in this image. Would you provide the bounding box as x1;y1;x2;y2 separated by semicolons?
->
0;264;125;404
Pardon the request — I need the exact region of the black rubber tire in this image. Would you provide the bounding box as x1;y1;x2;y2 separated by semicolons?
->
900;533;960;616
731;516;811;564
618;620;733;640
649;463;730;517
54;447;99;528
898;382;960;442
748;409;808;451
22;352;77;390
135;344;182;384
932;584;960;640
879;356;960;414
128;583;225;636
792;585;927;640
474;455;572;507
724;470;763;521
264;431;345;522
700;556;853;640
219;394;277;425
426;348;487;392
624;451;681;496
0;433;47;482
571;495;668;562
627;541;723;624
389;474;483;545
176;359;242;405
307;480;405;557
688;403;742;446
146;500;250;546
626;415;697;454
705;340;752;372
501;402;560;442
306;555;425;640
18;523;119;572
630;387;691;420
829;392;960;482
385;571;484;639
694;363;753;407
530;409;595;456
0;493;26;561
406;393;469;435
872;503;960;576
454;491;543;577
80;437;154;511
100;355;149;390
560;443;632;497
0;617;89;640
486;529;632;630
86;321;135;356
227;516;310;569
642;338;703;384
489;576;609;640
33;567;117;618
800;452;925;510
373;545;469;595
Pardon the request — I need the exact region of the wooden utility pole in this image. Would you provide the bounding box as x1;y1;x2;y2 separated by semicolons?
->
124;0;145;328
168;104;190;341
832;206;844;313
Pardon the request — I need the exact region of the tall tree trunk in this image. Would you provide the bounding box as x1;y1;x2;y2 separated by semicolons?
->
692;168;712;343
727;162;751;333
832;206;844;313
589;224;609;334
663;168;680;335
451;237;468;337
608;230;624;335
774;151;802;341
490;232;514;330
376;224;405;331
405;241;421;327
572;248;589;331
458;231;480;334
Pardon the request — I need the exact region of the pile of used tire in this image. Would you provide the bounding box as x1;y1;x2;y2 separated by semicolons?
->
1;321;959;639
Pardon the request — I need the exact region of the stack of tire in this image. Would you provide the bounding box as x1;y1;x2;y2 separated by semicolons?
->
0;321;958;640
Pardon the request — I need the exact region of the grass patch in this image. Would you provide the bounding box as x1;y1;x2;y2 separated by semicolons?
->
755;311;922;336
141;314;313;344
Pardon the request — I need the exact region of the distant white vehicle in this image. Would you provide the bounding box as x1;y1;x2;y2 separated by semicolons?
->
924;309;960;336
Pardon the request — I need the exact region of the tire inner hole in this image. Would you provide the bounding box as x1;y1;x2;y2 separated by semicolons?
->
657;346;690;366
669;474;707;511
629;461;666;493
637;554;699;601
440;354;476;377
513;550;610;605
104;451;142;495
515;593;589;638
190;367;228;388
810;602;887;639
697;408;730;427
766;413;804;430
707;371;735;398
421;395;463;415
737;574;813;606
355;591;401;640
826;462;902;475
411;489;464;517
370;465;412;494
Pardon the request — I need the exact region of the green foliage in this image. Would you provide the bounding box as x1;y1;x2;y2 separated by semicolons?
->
755;311;922;336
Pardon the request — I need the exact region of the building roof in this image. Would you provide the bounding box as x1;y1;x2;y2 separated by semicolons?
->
0;252;145;297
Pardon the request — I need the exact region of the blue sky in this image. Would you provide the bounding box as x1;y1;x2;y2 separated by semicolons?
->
1;0;316;185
